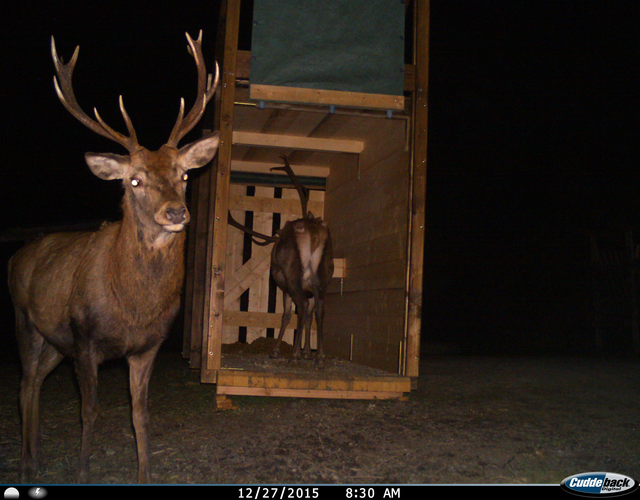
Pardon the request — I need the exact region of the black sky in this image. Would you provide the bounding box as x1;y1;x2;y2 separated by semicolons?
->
1;1;639;355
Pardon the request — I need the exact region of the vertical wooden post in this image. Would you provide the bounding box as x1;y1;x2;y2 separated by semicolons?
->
201;0;243;383
405;0;430;378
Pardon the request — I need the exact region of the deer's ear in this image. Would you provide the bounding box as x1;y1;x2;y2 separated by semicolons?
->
85;152;130;180
178;132;220;171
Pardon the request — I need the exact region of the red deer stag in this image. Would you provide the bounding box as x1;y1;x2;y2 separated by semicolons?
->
228;156;334;367
7;32;219;483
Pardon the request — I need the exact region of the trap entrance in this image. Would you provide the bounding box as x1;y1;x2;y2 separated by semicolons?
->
182;0;429;400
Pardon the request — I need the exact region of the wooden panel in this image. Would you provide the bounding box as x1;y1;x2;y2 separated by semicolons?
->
222;186;326;347
232;131;364;154
250;84;405;111
322;117;409;373
224;243;272;307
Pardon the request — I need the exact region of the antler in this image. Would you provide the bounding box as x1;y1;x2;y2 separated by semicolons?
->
51;36;141;153
227;211;278;245
271;155;310;219
166;31;219;147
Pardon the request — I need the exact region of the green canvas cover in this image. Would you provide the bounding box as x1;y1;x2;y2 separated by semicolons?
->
251;0;405;97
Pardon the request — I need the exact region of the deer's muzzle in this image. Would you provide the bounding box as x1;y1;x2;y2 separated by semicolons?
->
156;202;190;232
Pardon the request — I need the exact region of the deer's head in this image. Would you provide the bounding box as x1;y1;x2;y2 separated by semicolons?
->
52;32;219;240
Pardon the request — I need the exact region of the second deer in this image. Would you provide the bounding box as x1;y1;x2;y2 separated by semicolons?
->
228;156;334;367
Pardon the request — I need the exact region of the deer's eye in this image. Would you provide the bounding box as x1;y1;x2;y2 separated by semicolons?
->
131;178;142;187
182;173;188;182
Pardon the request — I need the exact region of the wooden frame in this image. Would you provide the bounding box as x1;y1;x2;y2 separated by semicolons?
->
183;0;429;399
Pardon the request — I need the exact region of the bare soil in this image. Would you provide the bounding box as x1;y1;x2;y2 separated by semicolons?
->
1;345;639;485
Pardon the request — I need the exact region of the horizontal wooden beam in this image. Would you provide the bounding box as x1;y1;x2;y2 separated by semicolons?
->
228;194;324;216
251;84;404;111
223;310;316;330
216;369;411;394
232;131;364;154
217;386;408;400
231;160;331;178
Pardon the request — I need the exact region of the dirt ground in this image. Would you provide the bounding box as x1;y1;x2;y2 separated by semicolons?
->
1;343;639;485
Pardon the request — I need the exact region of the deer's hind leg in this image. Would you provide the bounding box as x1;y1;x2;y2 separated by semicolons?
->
271;293;293;359
15;308;64;482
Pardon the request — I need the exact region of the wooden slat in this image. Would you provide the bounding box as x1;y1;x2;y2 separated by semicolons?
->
247;186;275;342
202;0;242;382
217;386;407;400
217;370;411;392
223;310;316;331
250;84;405;111
228;194;324;216
232;131;364;154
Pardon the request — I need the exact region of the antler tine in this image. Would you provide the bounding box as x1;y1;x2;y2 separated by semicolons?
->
271;155;310;219
167;31;219;147
51;36;140;153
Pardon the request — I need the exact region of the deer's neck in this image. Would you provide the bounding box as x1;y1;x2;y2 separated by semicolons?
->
107;211;186;321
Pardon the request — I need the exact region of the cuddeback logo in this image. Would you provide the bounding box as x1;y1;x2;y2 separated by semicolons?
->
561;472;639;497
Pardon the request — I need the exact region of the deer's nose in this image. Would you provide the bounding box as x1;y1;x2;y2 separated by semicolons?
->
165;205;187;225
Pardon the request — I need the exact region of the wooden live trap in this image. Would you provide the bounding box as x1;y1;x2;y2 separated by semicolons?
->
182;0;430;399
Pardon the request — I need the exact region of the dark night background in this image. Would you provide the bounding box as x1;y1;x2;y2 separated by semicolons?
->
0;1;638;361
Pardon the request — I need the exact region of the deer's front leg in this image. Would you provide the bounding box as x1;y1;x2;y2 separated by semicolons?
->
74;347;99;484
127;346;160;484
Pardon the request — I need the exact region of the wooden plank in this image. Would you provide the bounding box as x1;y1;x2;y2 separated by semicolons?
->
231;160;330;178
247;186;275;342
223;185;252;344
202;0;242;382
217;370;410;392
217;386;407;400
404;0;430;378
228;195;324;216
232;131;364;154
250;84;405;111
